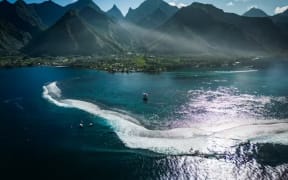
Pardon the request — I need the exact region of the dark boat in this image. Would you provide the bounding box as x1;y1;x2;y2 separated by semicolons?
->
143;93;148;102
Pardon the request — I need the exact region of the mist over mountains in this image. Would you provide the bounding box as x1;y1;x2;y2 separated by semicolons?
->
0;0;288;57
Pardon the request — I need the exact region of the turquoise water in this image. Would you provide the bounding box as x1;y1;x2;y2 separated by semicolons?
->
1;65;288;179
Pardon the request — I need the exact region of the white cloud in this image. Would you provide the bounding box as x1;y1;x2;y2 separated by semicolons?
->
226;2;234;7
168;2;177;6
168;2;188;8
274;5;288;14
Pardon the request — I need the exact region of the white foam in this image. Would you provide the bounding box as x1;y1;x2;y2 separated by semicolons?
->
55;66;68;68
44;82;62;98
43;82;288;155
42;83;71;108
214;70;258;74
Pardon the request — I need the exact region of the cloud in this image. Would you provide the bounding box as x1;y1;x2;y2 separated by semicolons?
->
274;5;288;14
168;1;188;8
226;2;234;7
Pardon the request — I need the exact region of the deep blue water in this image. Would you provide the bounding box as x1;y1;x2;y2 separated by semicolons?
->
1;66;288;179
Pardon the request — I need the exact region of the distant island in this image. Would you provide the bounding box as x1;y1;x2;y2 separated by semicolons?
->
0;0;288;72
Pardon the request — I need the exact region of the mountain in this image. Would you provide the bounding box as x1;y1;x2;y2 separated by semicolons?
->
79;6;133;49
243;8;268;17
0;0;44;32
149;3;288;55
31;0;103;28
271;9;288;35
126;0;178;28
30;0;66;27
30;0;104;28
24;9;126;56
0;0;44;53
107;4;124;21
65;0;102;12
79;6;109;27
272;9;288;23
0;22;28;54
25;0;135;56
1;0;288;57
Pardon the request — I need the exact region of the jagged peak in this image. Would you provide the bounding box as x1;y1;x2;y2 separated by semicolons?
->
107;4;124;20
108;4;121;12
127;0;175;14
29;0;62;7
126;7;134;15
243;7;268;17
66;0;102;12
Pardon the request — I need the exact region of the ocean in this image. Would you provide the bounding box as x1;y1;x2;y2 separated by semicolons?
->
0;65;288;179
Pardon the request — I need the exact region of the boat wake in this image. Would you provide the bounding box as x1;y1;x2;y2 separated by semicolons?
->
43;82;288;155
214;69;258;74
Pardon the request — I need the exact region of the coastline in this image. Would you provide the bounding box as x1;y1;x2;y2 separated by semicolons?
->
1;54;287;73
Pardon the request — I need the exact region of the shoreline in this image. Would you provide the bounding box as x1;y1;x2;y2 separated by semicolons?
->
1;55;288;73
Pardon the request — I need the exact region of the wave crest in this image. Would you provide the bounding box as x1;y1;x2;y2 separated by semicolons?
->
42;82;288;155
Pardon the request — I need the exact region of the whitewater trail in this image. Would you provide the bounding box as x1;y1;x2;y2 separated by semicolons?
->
43;82;288;155
214;69;259;74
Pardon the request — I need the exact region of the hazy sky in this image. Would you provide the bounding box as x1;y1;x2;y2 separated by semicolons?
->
8;0;288;15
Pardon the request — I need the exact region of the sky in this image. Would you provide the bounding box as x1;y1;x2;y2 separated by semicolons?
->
7;0;288;16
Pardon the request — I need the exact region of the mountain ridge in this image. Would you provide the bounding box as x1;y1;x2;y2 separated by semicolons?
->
243;8;268;17
24;7;130;55
30;0;66;27
0;0;44;52
149;3;288;55
107;4;124;21
0;0;287;57
126;0;178;28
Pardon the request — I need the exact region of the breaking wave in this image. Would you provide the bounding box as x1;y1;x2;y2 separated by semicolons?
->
43;82;288;155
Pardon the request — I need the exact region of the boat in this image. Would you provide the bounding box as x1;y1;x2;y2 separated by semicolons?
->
79;120;84;128
143;93;149;102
